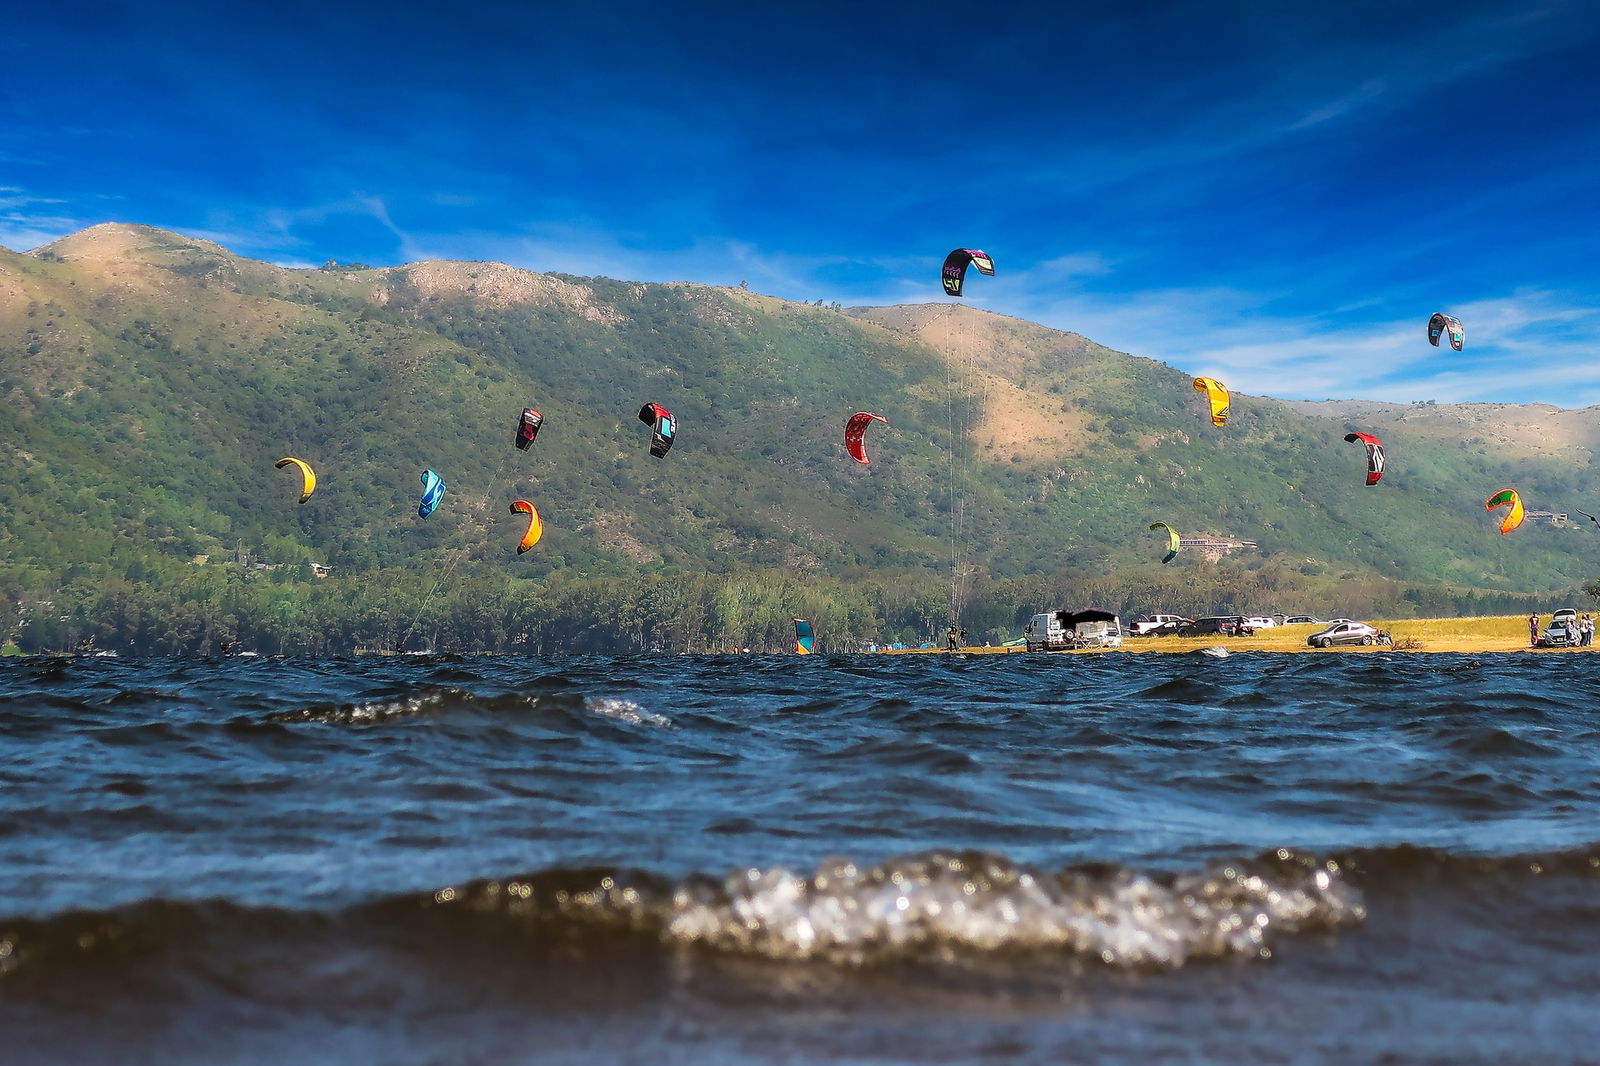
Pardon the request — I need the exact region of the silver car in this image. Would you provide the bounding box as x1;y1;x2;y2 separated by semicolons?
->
1307;621;1385;648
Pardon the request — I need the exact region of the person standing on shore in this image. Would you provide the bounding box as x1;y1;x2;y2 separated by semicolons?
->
1583;614;1595;648
1529;613;1540;646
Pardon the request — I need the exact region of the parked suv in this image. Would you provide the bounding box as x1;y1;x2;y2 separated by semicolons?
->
1179;616;1245;638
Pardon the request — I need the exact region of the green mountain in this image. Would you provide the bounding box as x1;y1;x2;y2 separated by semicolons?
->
1;224;1594;652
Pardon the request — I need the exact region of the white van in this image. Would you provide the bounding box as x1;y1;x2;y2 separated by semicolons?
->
1025;612;1069;651
1025;609;1123;651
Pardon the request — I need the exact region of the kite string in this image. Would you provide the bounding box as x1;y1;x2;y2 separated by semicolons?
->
395;435;525;653
943;304;959;633
955;306;965;627
395;548;464;653
953;303;977;631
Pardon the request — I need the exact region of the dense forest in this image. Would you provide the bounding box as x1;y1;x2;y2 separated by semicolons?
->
4;560;1551;656
0;224;1592;653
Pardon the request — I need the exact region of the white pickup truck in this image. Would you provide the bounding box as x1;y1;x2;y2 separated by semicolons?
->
1129;614;1188;636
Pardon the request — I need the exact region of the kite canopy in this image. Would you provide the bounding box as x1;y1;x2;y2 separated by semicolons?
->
1193;377;1229;427
274;457;316;504
1485;488;1524;534
1149;521;1180;564
515;409;543;451
509;499;543;554
845;412;889;465
638;403;675;458
418;469;447;519
1343;431;1386;486
1428;312;1464;351
793;617;815;655
941;248;994;297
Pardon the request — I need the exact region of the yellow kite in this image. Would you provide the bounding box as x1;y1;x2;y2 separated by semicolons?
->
274;457;316;503
1485;488;1524;535
1193;377;1229;427
510;499;543;554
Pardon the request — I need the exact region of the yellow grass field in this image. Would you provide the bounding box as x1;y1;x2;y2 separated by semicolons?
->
890;615;1593;654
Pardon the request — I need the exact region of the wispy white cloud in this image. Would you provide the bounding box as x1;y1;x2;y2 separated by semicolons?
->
1275;6;1572;136
957;4;1585;262
989;283;1600;406
1026;253;1116;282
0;220;76;253
0;221;71;252
1288;78;1393;131
174;195;429;266
0;186;76;250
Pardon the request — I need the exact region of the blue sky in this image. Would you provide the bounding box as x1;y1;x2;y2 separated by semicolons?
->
5;0;1600;405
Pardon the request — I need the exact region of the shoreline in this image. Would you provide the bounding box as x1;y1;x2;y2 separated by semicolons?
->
888;615;1592;655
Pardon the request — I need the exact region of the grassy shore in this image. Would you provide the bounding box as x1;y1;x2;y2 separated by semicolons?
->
901;615;1593;654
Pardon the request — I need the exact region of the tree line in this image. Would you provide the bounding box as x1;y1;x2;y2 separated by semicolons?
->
3;557;1562;656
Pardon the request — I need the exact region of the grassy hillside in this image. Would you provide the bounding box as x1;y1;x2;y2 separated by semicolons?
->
1;223;1596;651
849;305;1600;592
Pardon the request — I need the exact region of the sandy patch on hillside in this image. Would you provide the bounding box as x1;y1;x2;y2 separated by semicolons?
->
1284;398;1600;458
379;261;624;326
848;304;1104;462
966;371;1090;462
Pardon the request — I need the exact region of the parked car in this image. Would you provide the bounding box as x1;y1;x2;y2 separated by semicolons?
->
1130;614;1191;636
1537;617;1580;647
1307;621;1387;648
1179;616;1246;637
1282;616;1320;625
1243;616;1278;629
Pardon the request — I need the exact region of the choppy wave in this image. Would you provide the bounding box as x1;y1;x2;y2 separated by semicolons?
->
264;689;670;728
0;848;1348;981
566;848;1358;967
6;652;1600;1062
7;842;1594;986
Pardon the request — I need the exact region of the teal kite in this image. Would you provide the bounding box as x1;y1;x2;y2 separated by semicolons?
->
418;469;446;518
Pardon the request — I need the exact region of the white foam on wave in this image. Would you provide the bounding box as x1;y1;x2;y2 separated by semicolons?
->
345;695;438;723
584;697;672;728
273;692;452;725
661;849;1364;969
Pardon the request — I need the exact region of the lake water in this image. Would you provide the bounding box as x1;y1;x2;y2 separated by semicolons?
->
3;651;1597;1064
